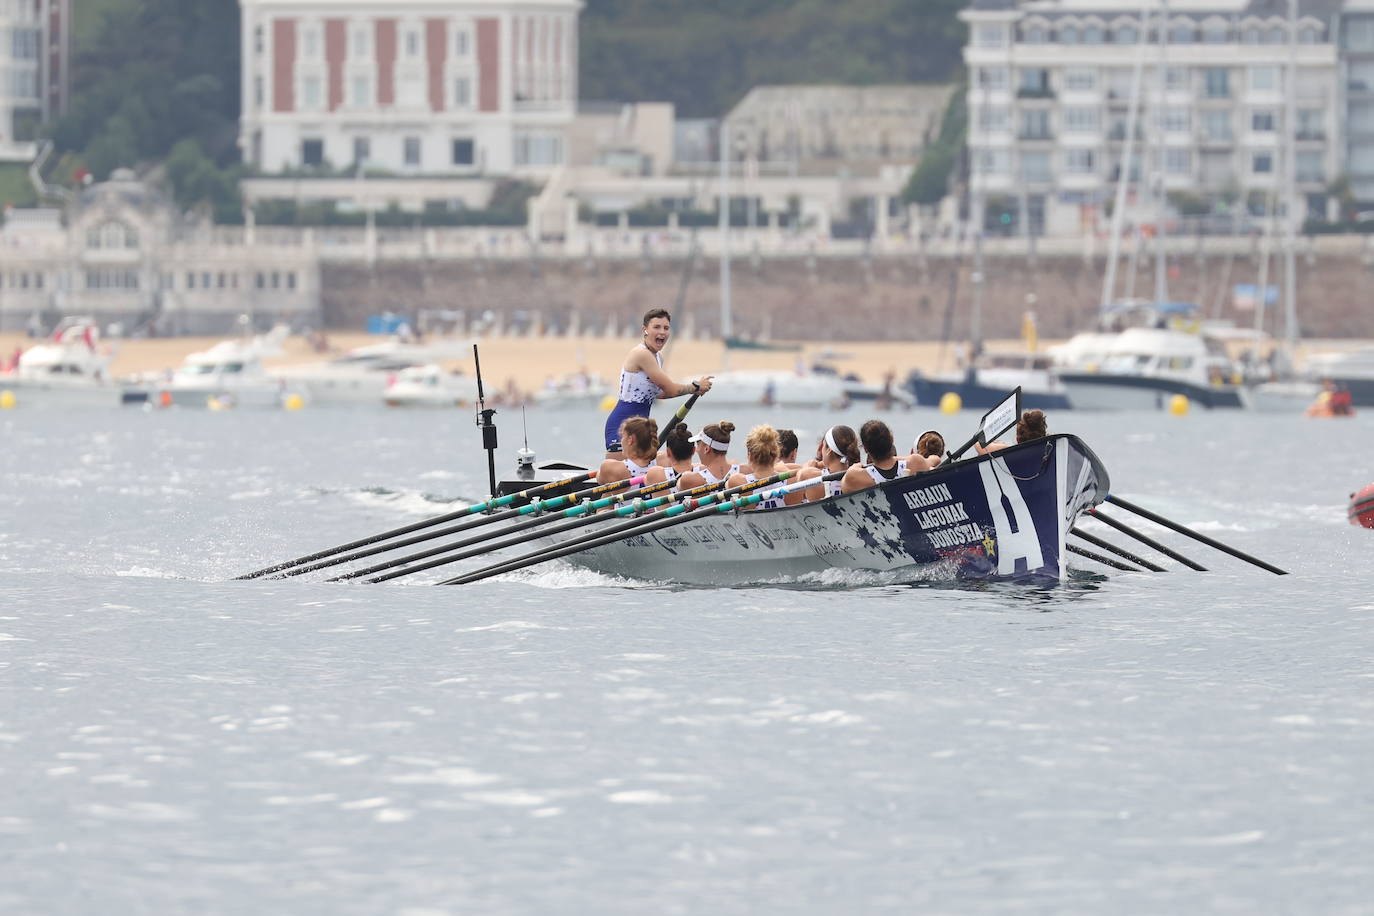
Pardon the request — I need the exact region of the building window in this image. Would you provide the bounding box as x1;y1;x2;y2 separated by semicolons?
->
452;138;475;166
217;273;227;289
1063;69;1097;91
1298;27;1319;44
1297;150;1324;182
1265;27;1284;44
1159;108;1191;133
1059;25;1079;44
1164;149;1191;174
1296;109;1324;140
1169;22;1195;43
186;271;196;289
1251;109;1276;132
1018;68;1052;97
1250;66;1279;92
1114;24;1138;44
975;24;1007;49
1252;151;1273;174
303;27;321;59
1063;107;1100;132
1083;24;1104;44
254;77;264;108
1023;25;1048;43
353;137;371;165
1202;110;1233;141
1243;26;1262;44
514;134;563;167
1019;108;1052;140
1203;23;1227;43
977;106;1010;131
977;67;1009;90
1203;68;1231;98
975;148;1011;174
302;76;322;110
256;273;266;289
1063;149;1096;173
404;137;421;167
350;76;372;107
453;77;472;109
1165;66;1189;91
302;138;324;166
1020;151;1052;182
1345;19;1374;51
351;26;371;59
254;25;264;54
287;273;297;291
455;27;471;57
404;29;421;58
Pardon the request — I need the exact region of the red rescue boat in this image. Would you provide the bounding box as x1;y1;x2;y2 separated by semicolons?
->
1349;483;1374;528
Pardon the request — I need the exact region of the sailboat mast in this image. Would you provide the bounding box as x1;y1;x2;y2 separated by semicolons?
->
1153;0;1171;307
1282;0;1300;354
1100;1;1153;311
718;121;734;343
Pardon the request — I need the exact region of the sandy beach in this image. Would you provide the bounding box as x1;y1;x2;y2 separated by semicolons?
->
0;330;1026;393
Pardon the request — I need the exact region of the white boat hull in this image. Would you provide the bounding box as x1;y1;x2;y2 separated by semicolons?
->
0;378;125;408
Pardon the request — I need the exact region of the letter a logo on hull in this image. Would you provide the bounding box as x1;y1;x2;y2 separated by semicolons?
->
978;458;1044;575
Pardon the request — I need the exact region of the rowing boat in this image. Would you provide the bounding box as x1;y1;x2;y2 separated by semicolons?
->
550;434;1108;585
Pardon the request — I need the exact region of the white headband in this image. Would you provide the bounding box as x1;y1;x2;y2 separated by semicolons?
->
824;427;849;464
691;433;729;452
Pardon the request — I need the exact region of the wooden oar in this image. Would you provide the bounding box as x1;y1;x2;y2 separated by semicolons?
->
235;471;596;580
1070;528;1165;572
1104;494;1287;575
1066;543;1141;572
658;390;701;443
329;476;682;583
438;472;841;587
1088;508;1207;571
277;475;651;579
360;472;771;585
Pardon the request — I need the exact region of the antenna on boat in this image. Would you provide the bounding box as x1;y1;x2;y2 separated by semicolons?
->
516;404;536;480
473;343;498;501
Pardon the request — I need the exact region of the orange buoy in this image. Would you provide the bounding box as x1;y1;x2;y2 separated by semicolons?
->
159;390;173;408
1350;483;1374;528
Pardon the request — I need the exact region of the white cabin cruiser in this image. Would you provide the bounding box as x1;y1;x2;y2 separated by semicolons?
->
273;337;472;405
382;364;479;408
158;328;290;409
1052;305;1249;410
705;368;847;409
0;319;123;407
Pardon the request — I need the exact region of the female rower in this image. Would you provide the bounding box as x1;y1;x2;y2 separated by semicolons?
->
596;417;658;484
728;425;791;508
777;428;801;468
977;410;1048;454
906;429;945;473
842;420;903;494
786;424;860;505
645;423;695;487
603;308;714;456
673;421;740;491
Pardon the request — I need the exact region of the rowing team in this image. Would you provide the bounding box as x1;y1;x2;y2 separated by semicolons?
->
596;410;1049;509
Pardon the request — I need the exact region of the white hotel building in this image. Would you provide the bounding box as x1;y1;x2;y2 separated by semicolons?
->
961;0;1342;237
238;0;580;177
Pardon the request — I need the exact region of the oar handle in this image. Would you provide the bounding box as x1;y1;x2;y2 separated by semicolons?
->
659;390;701;442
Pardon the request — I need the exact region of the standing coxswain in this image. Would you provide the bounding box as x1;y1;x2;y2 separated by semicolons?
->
604;308;713;457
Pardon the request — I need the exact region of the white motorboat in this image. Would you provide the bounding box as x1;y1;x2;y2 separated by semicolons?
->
1051;305;1249;410
1248;378;1324;412
272;337;472;405
704;368;847;409
156;327;291;409
531;371;613;409
382;364;479;408
0;319;124;408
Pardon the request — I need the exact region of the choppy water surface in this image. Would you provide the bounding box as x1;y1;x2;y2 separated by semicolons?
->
3;405;1373;914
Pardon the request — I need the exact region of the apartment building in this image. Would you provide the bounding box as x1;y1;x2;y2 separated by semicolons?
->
0;0;70;162
962;0;1341;236
238;0;581;178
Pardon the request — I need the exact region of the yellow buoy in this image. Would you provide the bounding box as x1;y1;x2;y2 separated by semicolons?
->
939;391;962;414
1168;393;1190;416
599;394;618;412
283;393;305;411
0;390;15;409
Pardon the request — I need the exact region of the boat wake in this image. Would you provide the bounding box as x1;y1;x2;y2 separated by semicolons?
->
303;485;476;518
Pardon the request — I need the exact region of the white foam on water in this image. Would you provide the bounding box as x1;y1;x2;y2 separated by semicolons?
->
114;567;183;580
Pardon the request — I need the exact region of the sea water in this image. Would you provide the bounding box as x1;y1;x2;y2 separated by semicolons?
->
2;405;1373;914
